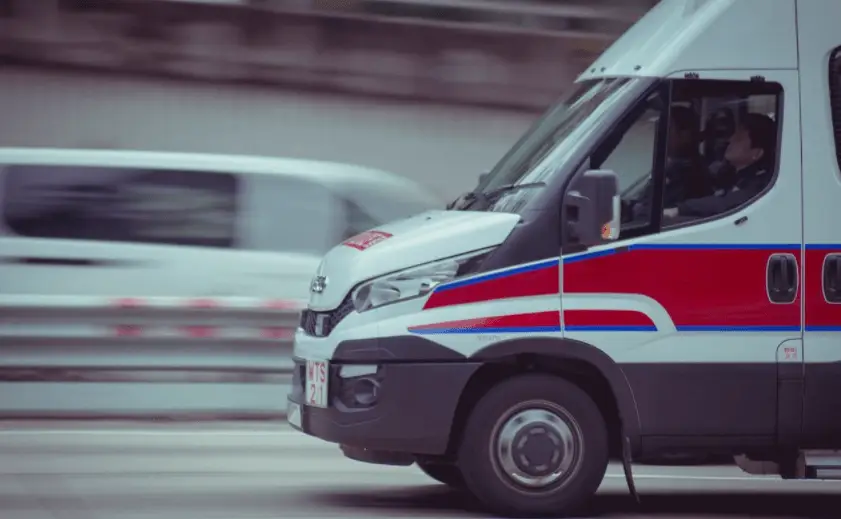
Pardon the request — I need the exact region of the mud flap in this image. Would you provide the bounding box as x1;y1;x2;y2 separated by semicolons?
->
622;435;640;504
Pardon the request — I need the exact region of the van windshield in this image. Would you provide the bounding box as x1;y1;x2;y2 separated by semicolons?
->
460;77;641;214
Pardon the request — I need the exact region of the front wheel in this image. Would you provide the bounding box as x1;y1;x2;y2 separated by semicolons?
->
417;460;465;488
457;374;609;517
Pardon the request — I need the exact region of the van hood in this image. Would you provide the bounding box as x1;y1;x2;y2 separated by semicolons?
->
307;210;520;310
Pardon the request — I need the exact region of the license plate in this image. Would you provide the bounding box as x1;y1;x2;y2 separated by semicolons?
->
305;359;329;408
287;401;301;428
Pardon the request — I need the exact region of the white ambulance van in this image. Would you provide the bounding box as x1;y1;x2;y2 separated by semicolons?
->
287;0;841;515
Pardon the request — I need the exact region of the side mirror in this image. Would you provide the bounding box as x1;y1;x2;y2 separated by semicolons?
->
478;171;489;184
564;169;620;246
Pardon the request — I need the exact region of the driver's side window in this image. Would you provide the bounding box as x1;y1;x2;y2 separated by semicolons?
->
587;89;666;239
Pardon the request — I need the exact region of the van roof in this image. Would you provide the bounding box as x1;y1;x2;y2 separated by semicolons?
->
578;0;798;82
0;147;435;200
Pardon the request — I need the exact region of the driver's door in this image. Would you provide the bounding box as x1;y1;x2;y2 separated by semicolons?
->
561;74;802;446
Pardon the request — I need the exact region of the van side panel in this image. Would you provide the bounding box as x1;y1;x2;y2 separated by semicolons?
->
795;0;841;446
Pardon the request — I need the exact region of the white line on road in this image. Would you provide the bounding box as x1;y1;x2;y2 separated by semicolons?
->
2;428;837;485
605;473;768;482
0;428;300;437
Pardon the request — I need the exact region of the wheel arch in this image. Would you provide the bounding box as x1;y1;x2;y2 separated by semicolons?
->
447;337;642;457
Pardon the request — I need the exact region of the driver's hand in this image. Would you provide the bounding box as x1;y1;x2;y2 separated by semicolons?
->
663;207;679;218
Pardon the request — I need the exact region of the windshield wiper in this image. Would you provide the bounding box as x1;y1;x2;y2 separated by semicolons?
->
484;182;547;200
448;189;489;210
449;182;546;211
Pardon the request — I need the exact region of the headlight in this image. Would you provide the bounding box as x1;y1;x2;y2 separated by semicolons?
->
351;249;493;313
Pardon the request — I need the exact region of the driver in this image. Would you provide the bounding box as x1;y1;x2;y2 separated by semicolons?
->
663;112;776;220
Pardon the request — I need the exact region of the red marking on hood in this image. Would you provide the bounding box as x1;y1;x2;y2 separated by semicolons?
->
343;230;393;251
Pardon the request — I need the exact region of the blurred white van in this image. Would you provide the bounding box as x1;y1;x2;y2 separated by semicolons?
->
0;148;442;301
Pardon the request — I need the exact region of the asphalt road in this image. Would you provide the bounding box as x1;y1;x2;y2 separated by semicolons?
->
0;422;837;519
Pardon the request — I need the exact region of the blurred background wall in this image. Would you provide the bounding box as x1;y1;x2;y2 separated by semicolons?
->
0;0;656;198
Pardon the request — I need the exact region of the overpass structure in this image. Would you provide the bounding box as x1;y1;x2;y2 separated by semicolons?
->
0;0;654;110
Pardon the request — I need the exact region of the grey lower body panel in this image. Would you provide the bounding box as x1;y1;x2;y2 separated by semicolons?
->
621;363;779;437
802;362;841;446
624;361;841;454
621;363;780;455
287;359;480;456
286;332;841;458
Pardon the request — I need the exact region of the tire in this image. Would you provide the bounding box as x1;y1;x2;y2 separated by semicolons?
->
417;461;465;488
457;374;609;517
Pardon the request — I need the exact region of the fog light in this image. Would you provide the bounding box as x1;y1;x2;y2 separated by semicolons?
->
352;377;380;406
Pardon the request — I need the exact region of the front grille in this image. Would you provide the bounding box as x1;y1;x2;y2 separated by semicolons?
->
300;294;355;337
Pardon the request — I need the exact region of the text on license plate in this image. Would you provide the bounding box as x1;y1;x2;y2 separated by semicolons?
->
305;360;329;408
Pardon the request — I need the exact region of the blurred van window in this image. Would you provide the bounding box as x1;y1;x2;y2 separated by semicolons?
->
335;180;439;226
242;174;335;254
340;197;380;240
2;165;238;248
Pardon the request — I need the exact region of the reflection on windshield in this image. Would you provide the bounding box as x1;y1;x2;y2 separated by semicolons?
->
474;77;636;214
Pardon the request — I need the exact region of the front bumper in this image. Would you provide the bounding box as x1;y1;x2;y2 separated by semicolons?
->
287;344;480;456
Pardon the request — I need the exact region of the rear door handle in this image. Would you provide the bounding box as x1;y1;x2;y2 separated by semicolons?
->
767;253;798;304
823;253;841;303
